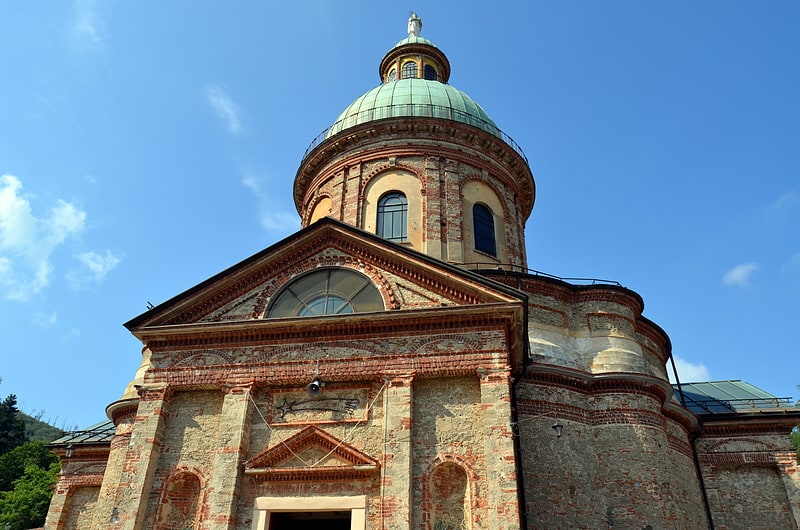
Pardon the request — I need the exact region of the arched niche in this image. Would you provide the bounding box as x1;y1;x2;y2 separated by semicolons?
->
363;169;422;249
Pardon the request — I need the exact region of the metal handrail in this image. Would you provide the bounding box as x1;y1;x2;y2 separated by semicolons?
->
678;395;794;414
466;262;623;287
301;102;528;165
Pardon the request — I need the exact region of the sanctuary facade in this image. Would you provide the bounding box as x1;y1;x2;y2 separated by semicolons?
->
46;15;799;530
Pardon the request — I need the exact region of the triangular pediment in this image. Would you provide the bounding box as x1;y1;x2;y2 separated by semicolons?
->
125;218;524;332
244;425;379;482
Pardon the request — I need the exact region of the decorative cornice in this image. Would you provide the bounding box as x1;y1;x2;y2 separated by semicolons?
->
139;303;520;351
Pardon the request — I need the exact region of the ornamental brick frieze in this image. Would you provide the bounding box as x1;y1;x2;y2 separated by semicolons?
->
145;352;501;387
155;332;502;371
699;420;800;437
138;308;516;353
516;398;667;430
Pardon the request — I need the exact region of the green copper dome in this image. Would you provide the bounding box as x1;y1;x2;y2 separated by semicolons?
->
326;79;501;139
391;35;437;49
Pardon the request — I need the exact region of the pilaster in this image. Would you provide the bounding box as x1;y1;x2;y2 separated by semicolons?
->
381;374;414;529
443;159;463;263
477;367;520;530
205;383;253;529
108;384;168;530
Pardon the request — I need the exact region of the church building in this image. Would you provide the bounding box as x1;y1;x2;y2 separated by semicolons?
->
46;15;799;530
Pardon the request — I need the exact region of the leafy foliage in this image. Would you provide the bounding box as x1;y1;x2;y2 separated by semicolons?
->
0;461;59;530
0;393;63;528
0;442;59;492
0;395;27;454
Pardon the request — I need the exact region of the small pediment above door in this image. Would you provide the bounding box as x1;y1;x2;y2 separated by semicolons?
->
244;425;380;482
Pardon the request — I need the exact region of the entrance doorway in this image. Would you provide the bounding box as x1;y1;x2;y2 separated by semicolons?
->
269;511;351;530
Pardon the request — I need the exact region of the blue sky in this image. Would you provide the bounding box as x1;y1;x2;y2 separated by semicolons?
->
1;2;798;429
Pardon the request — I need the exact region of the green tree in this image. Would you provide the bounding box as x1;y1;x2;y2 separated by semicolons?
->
0;395;27;455
0;442;59;492
0;461;59;530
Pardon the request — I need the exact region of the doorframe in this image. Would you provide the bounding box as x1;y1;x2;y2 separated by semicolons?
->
251;495;367;530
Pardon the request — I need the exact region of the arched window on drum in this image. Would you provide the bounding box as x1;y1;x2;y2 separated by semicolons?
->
473;203;496;257
377;191;408;242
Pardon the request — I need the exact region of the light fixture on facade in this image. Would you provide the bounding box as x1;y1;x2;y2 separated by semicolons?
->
307;377;325;396
551;422;563;438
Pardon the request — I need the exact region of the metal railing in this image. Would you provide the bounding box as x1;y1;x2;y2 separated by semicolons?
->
466;262;623;287
680;396;794;415
301;102;528;165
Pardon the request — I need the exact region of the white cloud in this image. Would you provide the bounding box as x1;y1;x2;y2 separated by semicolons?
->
34;311;58;329
0;175;87;300
722;262;758;287
669;356;711;384
774;190;798;210
66;249;122;288
72;0;106;47
206;85;243;135
241;174;299;234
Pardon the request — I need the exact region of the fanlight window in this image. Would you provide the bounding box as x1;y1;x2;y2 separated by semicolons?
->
473;203;497;257
267;268;383;318
377;191;408;241
387;68;396;82
401;61;418;79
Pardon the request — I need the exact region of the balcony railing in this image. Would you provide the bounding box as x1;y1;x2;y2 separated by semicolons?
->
301;102;528;165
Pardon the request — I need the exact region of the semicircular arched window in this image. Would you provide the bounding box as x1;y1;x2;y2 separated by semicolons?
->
387;68;396;82
401;61;418;79
267;268;384;318
473;203;496;257
424;65;438;81
377;191;408;242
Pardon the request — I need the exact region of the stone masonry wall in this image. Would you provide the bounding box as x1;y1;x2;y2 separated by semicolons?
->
696;430;800;529
516;381;707;529
144;390;224;528
412;376;486;529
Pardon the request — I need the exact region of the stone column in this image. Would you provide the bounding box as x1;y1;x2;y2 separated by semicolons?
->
108;384;169;530
477;367;520;530
381;375;414;530
205;384;253;529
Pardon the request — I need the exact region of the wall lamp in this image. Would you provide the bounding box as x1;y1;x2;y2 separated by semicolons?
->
551;422;564;438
